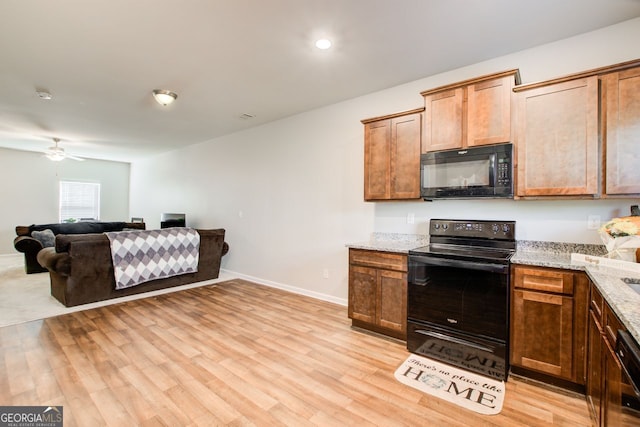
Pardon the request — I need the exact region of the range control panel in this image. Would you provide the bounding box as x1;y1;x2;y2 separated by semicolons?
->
429;219;516;240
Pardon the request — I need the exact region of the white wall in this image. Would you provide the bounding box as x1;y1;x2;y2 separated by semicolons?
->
0;147;130;254
130;18;640;304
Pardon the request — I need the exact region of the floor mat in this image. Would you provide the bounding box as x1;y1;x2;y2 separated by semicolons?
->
394;353;505;415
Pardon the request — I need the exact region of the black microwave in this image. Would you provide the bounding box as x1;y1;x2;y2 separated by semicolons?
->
421;143;513;200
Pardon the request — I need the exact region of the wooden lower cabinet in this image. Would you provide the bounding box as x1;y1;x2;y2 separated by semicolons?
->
586;281;627;426
510;265;588;385
587;310;603;424
348;249;407;340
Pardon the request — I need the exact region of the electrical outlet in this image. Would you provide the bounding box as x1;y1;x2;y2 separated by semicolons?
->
323;268;329;279
587;215;601;230
407;213;415;224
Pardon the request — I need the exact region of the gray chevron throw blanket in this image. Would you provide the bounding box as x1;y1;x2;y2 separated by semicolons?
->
105;227;200;290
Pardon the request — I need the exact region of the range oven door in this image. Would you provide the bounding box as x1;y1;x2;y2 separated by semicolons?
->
407;255;509;341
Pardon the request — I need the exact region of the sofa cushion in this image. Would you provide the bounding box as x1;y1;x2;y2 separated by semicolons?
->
31;229;55;247
55;233;108;253
29;221;129;235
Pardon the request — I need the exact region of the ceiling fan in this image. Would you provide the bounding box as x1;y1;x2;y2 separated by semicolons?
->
44;138;84;161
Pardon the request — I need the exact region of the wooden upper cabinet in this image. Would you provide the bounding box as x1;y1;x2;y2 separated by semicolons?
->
363;120;391;200
604;67;640;195
467;75;514;147
421;70;519;152
515;76;599;197
422;88;463;151
363;109;423;201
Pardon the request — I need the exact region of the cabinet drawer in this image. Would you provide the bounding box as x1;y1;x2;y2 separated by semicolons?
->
590;282;604;322
603;303;625;346
349;249;407;272
513;266;575;294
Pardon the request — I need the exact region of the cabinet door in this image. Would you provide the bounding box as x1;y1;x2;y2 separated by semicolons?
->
348;265;377;324
422;88;463;152
364;120;391;200
467;75;513;147
377;269;407;335
604;67;640;195
516;76;599;196
511;289;574;379
587;310;603;425
390;113;421;199
603;338;623;427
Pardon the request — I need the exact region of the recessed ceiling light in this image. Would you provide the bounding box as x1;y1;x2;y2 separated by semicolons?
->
315;39;332;50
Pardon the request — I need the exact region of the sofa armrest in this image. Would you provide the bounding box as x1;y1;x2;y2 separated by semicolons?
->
37;247;72;276
14;235;43;253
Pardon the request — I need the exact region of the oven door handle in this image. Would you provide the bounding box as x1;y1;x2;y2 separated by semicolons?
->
415;330;494;353
410;255;508;274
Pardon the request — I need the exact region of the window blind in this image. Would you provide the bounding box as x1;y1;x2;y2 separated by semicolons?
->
59;181;101;222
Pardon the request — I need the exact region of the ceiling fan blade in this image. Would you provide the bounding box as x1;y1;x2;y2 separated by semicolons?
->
66;154;85;161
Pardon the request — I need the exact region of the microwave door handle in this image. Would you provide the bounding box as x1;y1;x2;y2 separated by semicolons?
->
410;256;508;274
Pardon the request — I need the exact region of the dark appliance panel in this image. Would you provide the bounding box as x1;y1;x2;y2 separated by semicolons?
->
408;255;509;341
407;219;515;382
421;143;513;200
616;331;640;424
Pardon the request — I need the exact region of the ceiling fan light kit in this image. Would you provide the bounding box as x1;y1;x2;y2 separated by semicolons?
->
44;138;84;161
152;89;178;106
46;151;65;161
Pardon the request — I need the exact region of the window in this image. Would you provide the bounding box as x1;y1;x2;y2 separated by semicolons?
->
59;181;101;222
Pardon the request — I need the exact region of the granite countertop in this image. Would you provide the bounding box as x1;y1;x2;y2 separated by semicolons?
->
346;234;640;345
346;232;429;253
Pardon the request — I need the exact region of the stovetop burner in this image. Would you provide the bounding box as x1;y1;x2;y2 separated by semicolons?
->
409;219;516;263
410;243;515;263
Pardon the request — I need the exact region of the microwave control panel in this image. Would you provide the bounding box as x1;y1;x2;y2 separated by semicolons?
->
496;157;511;187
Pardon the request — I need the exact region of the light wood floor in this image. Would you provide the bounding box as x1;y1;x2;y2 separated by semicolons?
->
0;279;593;426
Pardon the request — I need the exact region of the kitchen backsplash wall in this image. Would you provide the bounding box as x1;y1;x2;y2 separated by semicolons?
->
373;198;635;244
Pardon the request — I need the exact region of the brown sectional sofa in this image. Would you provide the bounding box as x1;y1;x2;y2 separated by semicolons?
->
37;228;229;307
14;221;145;274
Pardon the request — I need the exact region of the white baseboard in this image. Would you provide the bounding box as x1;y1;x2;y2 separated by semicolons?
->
220;268;348;307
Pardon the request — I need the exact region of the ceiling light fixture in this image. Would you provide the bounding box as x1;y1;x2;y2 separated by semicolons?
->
152;89;178;106
36;90;53;100
315;38;332;50
46;138;65;161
